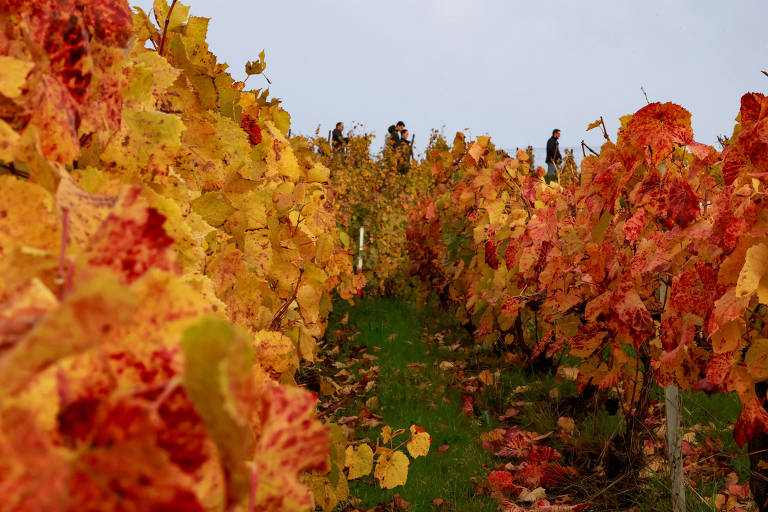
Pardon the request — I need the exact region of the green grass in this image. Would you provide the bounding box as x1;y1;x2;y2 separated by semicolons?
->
323;296;752;511
327;297;498;511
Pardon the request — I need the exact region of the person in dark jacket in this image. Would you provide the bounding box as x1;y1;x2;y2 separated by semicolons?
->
332;121;349;152
545;129;562;177
388;121;405;147
396;128;412;173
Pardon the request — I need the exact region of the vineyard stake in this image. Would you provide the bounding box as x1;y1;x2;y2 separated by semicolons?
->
357;227;364;297
660;272;685;510
665;384;685;511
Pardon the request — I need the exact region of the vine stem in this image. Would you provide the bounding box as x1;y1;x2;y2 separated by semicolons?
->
157;0;178;56
641;86;651;104
599;116;611;142
581;140;599;156
57;208;70;299
268;271;303;330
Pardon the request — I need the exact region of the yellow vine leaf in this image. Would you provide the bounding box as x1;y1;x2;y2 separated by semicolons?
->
304;471;348;512
586;118;602;131
746;338;768;380
181;317;254;502
0;56;34;98
345;443;374;480
56;176;118;253
711;318;746;353
374;449;409;489
406;425;432;458
381;425;393;444
252;330;298;377
0;279;58;349
153;0;190;32
307;163;330;183
251;384;331;511
0;275;138;398
736;243;768;298
0;176;59;287
297;282;322;324
191;191;236;227
0;119;19;161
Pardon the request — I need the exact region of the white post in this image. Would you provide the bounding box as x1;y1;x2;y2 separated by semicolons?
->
357;227;364;274
356;227;364;298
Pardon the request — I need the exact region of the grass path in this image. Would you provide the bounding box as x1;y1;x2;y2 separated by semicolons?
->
326;297;498;511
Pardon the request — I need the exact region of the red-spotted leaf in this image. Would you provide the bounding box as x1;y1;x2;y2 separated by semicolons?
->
705;352;734;386
82;188;177;284
665;177;699;228
626;102;693;164
484;238;500;270
669;264;719;319
611;281;653;339
623;207;649;244
740;92;768;126
251;383;330;511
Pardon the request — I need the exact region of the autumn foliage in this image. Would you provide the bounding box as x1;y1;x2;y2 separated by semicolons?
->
3;0;768;509
0;0;363;510
405;93;768;467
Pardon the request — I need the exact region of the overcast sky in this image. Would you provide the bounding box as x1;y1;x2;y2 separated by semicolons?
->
134;1;768;154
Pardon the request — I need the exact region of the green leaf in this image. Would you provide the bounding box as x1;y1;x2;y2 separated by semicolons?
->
181;316;255;503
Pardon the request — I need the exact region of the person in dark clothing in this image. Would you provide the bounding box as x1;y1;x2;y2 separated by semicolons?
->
388;121;405;147
388;124;399;145
545;129;562;177
332;121;349;152
396;128;412;173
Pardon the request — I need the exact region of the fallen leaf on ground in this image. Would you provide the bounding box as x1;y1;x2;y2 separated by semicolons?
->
500;407;520;420
462;394;475;416
518;487;547;502
392;493;410;511
439;361;456;370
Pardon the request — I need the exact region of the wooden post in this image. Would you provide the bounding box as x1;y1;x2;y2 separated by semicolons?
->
659;281;685;511
665;385;685;511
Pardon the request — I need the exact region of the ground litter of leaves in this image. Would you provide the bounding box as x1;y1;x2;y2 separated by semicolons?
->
300;297;757;512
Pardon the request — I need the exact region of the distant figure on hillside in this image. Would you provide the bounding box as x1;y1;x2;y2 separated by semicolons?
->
332;121;349;152
387;121;405;147
400;129;411;147
397;128;412;174
545;128;562;177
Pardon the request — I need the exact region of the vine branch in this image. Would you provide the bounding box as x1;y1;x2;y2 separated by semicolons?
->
157;0;178;56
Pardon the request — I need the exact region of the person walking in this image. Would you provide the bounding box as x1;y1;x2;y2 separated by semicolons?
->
545;129;562;178
332;121;349;152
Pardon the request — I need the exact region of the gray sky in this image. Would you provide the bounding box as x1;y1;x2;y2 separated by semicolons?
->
134;1;768;154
